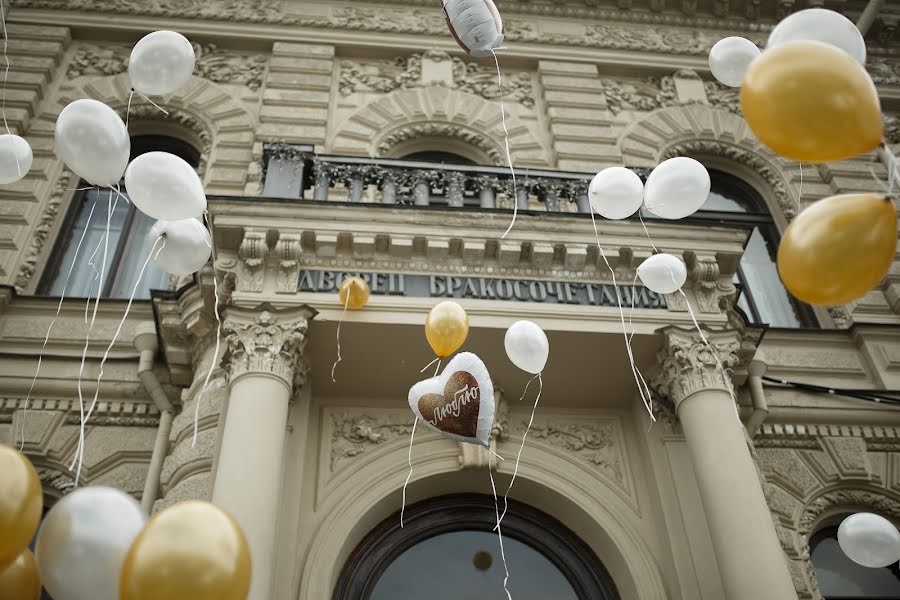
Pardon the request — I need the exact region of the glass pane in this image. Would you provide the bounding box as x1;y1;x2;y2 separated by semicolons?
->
702;189;751;212
370;531;578;600
739;227;801;328
813;536;900;598
49;189;129;298
107;205;170;299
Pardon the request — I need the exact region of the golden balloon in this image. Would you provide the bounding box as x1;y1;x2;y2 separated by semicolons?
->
741;41;883;163
0;444;42;569
778;193;897;306
119;501;251;600
338;276;370;310
0;549;40;600
425;301;469;358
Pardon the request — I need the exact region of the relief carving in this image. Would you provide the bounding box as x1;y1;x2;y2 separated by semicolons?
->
14;171;72;292
329;412;414;473
529;420;624;485
274;233;303;293
652;327;740;408
376;123;505;165
237;229;267;292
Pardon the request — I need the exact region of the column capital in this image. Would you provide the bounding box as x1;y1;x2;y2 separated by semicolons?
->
653;326;741;410
223;303;317;391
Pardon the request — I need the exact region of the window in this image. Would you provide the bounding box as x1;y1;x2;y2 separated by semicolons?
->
811;525;900;599
334;494;619;600
401;151;477;165
697;170;815;328
39;136;200;300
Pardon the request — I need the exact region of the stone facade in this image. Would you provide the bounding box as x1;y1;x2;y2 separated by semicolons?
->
1;1;899;599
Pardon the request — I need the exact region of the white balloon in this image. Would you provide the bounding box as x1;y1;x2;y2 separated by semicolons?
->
709;37;760;87
768;9;866;65
35;487;147;600
442;0;504;58
838;513;900;568
124;151;206;221
55;99;130;188
129;30;195;96
504;320;549;374
149;218;212;275
637;253;687;295
643;157;710;220
589;167;644;220
0;134;32;184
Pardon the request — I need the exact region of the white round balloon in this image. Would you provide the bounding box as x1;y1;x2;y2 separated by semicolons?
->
767;8;866;66
637;253;687;295
0;134;32;184
504;320;549;374
124;151;206;221
149;218;212;275
838;512;900;568
709;37;760;87
55;99;130;188
643;157;710;220
35;486;147;600
588;167;644;220
129;30;196;96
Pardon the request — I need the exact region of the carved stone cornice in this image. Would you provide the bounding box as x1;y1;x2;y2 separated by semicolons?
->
653;326;741;409
222;303;315;391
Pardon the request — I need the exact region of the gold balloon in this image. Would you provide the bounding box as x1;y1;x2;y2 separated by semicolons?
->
0;444;42;569
119;501;250;600
338;276;370;310
0;549;40;600
425;300;469;358
741;41;883;163
778;193;897;306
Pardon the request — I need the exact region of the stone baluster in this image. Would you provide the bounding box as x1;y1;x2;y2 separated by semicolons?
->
476;176;499;209
380;168;398;204
569;181;591;213
541;180;564;212
346;166;366;203
445;171;465;208
312;159;331;201
412;172;432;206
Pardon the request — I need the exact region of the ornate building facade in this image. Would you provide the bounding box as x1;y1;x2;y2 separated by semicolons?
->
1;1;899;599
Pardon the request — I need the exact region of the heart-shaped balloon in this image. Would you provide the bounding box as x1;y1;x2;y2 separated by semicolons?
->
408;352;495;446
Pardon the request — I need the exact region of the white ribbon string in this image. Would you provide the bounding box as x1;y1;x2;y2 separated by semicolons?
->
1;0;11;138
124;89;134;129
331;291;351;383
491;48;519;240
488;451;513;600
400;416;418;528
420;356;440;374
137;91;169;115
20;200;97;450
192;212;222;448
496;372;541;527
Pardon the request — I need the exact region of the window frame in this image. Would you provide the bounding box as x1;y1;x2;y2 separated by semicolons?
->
810;524;900;600
333;493;620;600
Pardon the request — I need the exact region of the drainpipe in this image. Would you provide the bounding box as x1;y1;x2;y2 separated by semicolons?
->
745;359;769;436
134;321;174;513
857;0;884;37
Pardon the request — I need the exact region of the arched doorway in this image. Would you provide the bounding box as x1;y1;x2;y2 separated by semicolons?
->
333;494;620;600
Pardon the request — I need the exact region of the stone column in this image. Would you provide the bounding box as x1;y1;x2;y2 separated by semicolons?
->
655;327;797;600
212;304;315;600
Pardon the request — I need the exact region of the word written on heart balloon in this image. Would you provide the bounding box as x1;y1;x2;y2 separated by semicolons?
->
0;444;42;569
741;41;882;164
148;218;211;275
644;157;710;220
0;549;40;600
339;276;370;310
838;513;900;568
637;253;687;295
408;352;495;446
442;0;504;58
129;31;196;96
0;134;32;185
767;8;866;66
120;501;250;600
505;320;549;374
35;486;147;600
425;300;469;358
125;151;207;221
777;193;897;306
709;37;760;87
588;166;644;220
55;99;130;188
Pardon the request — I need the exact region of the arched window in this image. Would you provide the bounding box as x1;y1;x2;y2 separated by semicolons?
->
334;494;619;600
811;524;900;599
401;151;477;165
699;170;816;328
39;135;201;299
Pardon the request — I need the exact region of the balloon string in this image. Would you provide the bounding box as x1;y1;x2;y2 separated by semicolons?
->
331;291;351;383
420;357;439;373
638;211;659;254
400;416;418;528
797;162;804;204
488;451;513;600
137;91;169;115
496;372;541;528
124;89;134;129
1;0;11;137
19;200;97;450
192;211;222;448
590;209;655;421
71;189;115;474
491;48;518;240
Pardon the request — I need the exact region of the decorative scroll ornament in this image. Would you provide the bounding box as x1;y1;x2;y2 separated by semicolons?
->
652;327;740;408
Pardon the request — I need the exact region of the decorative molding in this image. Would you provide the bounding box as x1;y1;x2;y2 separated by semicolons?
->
377;123;505;165
452;56;535;109
36;466;76;497
125;104;212;177
66;44;127;78
222;304;314;390
799;488;900;538
14;170;72;292
600;71;738;116
274;233;303;293
236;228;268;292
529;420;624;485
329;412;413;473
338;54;422;96
64;415;160;427
871;58;900;86
652;326;741;408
